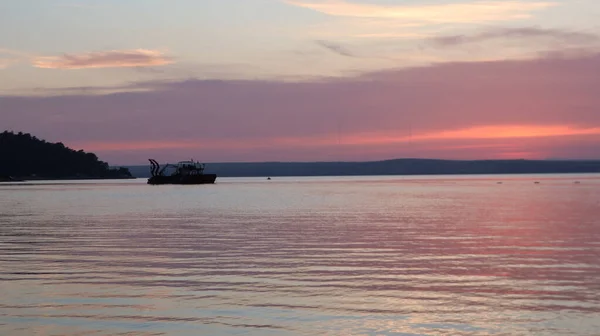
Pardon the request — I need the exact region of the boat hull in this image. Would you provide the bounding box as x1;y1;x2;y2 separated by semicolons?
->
147;174;217;185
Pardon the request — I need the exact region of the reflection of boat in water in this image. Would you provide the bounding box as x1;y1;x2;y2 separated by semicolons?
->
147;159;217;185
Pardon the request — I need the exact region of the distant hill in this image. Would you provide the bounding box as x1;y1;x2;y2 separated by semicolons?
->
126;158;600;178
0;131;132;181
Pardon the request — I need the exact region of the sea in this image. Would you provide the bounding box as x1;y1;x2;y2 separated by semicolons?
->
1;174;599;336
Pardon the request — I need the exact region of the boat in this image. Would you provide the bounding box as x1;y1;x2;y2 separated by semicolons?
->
147;159;217;185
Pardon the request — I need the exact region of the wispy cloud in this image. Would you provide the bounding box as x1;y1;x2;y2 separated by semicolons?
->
285;0;557;23
33;49;174;69
315;40;356;57
0;58;19;69
431;27;599;47
0;48;32;69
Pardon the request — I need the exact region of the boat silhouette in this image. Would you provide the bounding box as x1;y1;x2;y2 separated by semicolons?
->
147;159;217;185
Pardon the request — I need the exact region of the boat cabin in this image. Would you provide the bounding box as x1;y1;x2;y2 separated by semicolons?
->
174;161;206;176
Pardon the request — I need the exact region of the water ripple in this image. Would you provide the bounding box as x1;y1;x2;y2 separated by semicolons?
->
1;175;600;335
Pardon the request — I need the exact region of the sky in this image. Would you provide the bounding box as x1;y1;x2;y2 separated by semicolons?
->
1;0;600;164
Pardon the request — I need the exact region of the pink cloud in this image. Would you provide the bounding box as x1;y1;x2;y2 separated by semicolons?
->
33;49;174;69
2;53;600;164
0;58;16;69
0;48;31;69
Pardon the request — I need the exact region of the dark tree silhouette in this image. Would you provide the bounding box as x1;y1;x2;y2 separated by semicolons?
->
0;131;132;179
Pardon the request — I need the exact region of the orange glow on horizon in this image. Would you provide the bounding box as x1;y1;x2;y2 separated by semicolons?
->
343;125;600;146
70;124;600;160
416;125;600;141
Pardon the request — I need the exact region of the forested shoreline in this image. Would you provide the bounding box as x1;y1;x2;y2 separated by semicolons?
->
0;131;132;181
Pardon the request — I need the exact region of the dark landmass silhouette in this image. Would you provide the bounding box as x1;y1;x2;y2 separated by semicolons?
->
126;158;600;178
0;131;133;181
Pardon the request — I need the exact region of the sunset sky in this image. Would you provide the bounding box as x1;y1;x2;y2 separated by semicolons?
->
1;0;600;164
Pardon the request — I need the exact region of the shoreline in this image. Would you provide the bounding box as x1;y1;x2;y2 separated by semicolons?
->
1;176;136;182
3;172;599;184
126;158;600;178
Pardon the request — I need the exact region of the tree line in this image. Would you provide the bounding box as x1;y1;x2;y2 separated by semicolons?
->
0;131;132;179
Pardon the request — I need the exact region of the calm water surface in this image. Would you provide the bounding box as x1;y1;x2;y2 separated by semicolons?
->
1;174;600;335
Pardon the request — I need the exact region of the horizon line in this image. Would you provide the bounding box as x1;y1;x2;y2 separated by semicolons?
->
110;157;600;167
